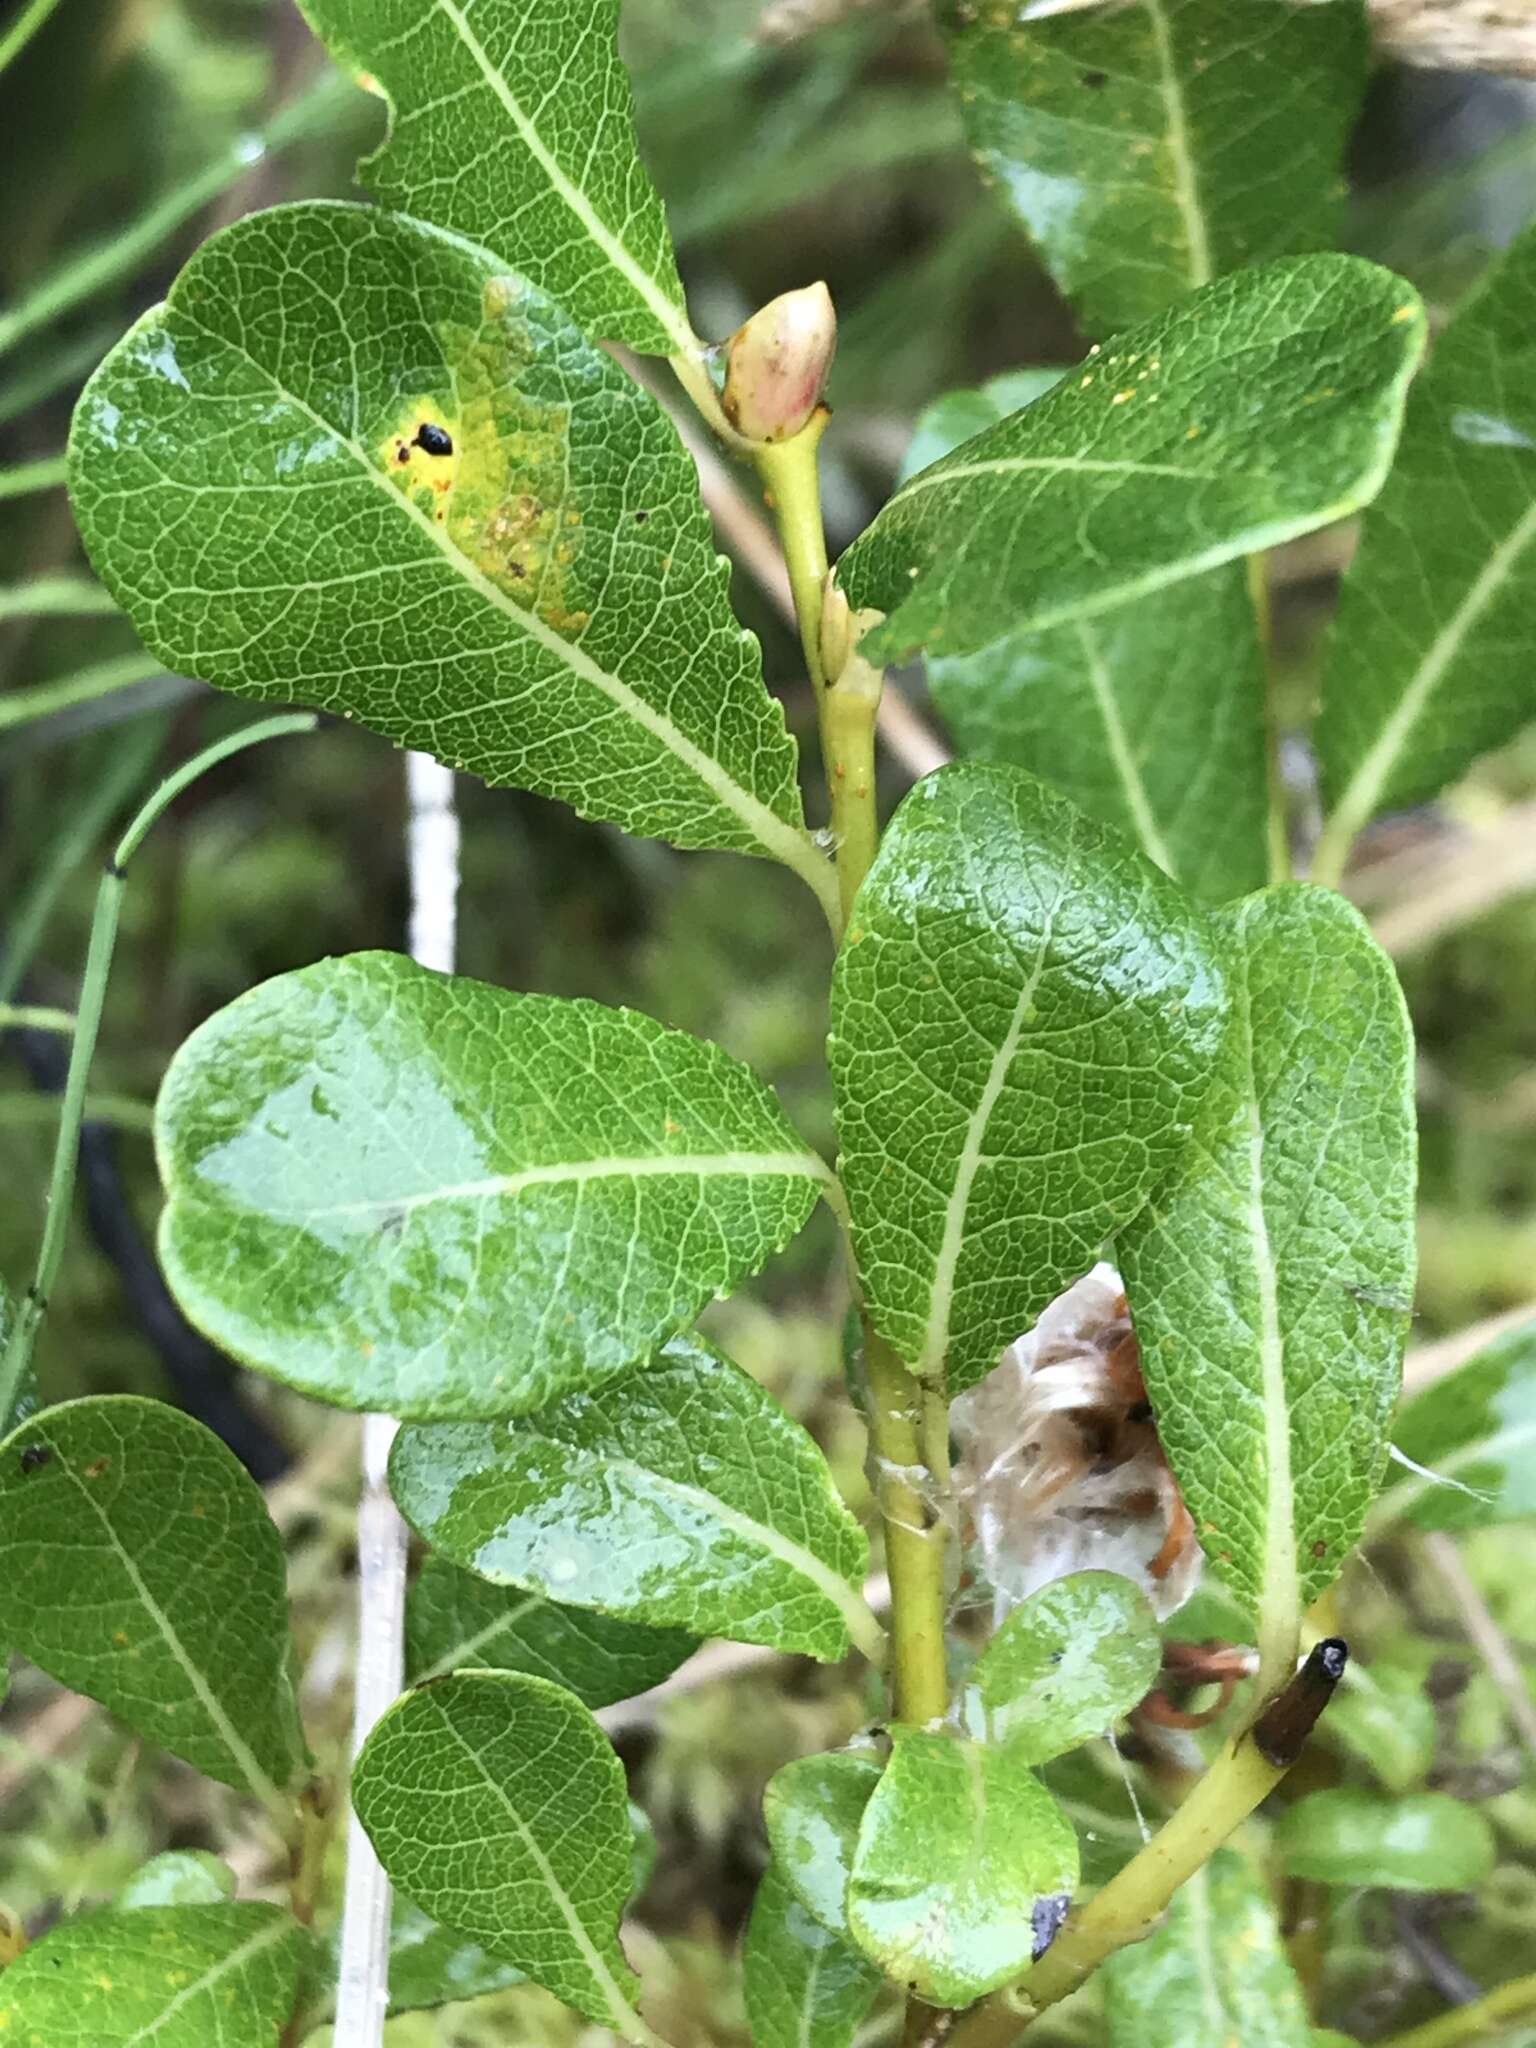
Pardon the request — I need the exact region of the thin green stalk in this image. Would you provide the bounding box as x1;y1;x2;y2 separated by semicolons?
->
0;651;161;734
0;1003;75;1034
0;575;118;620
1378;1972;1536;2048
0;0;62;77
752;414;833;704
0;714;167;1007
0;712;314;1420
1310;807;1356;893
865;1330;951;1728
0;453;66;501
1247;553;1291;884
0;70;348;358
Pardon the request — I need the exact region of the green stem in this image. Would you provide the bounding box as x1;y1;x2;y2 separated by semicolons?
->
0;453;67;501
1378;1973;1536;2048
0;0;62;76
945;1732;1296;2046
0;1004;75;1034
1309;808;1355;893
752;415;833;703
1247;553;1291;885
865;1330;950;1727
0;713;314;1421
0;575;118;620
0;651;162;734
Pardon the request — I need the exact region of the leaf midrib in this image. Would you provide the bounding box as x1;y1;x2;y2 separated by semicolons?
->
176;305;838;920
273;1149;831;1222
422;0;693;356
121;1912;294;2047
1146;0;1214;290
1075;619;1176;874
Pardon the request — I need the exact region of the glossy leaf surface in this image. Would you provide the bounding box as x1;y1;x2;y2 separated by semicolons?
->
156;953;826;1419
116;1852;237;1909
1102;1847;1312;2048
1277;1789;1496;1891
0;1397;305;1802
744;1865;883;2048
1318;220;1536;843
0;1904;310;2046
300;0;690;353
932;567;1268;901
390;1333;873;1661
70;204;828;905
763;1751;882;1938
831;763;1226;1393
911;374;1268;900
353;1671;641;2031
407;1554;696;1698
1119;886;1415;1670
940;0;1367;336
960;1571;1161;1760
847;1729;1077;2007
838;256;1423;663
1377;1320;1536;1534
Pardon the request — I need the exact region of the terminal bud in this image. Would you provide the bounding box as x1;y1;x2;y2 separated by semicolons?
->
721;281;837;443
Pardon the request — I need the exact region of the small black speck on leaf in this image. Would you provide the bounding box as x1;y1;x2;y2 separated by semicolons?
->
1081;69;1109;88
634;508;650;523
414;422;454;457
18;1445;52;1475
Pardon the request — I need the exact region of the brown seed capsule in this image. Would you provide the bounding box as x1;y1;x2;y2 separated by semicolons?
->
721;282;837;443
1252;1637;1348;1768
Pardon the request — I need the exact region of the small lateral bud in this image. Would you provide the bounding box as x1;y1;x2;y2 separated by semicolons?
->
722;282;837;443
1252;1637;1348;1768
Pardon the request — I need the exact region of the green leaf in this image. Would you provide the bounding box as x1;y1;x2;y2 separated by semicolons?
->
384;1899;526;2015
838;256;1424;663
156;952;827;1420
390;1332;875;1662
70;203;831;910
931;568;1269;901
1102;1846;1312;2048
352;1670;645;2033
1317;220;1536;849
847;1729;1078;2007
1118;885;1416;1675
899;370;1065;484
1322;1663;1437;1794
907;377;1269;901
407;1554;696;1700
960;1572;1161;1760
940;0;1368;337
115;1852;237;1909
744;1865;883;2048
0;1904;311;2046
1277;1789;1496;1892
0;1396;306;1803
1376;1321;1536;1533
763;1751;883;1939
831;762;1227;1394
299;0;689;355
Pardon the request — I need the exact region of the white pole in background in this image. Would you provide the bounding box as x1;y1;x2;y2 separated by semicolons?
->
332;752;459;2044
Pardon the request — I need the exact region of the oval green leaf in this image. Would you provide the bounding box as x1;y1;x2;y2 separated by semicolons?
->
940;0;1368;336
407;1554;697;1699
0;1904;311;2046
838;256;1423;664
390;1333;875;1662
116;1852;237;1910
847;1729;1079;2007
1375;1320;1536;1535
156;952;827;1419
763;1751;883;1939
352;1670;645;2033
961;1571;1161;1762
831;762;1227;1394
0;1396;306;1804
1277;1789;1496;1892
1119;885;1416;1682
69;203;831;910
1103;1846;1313;2048
1317;218;1536;854
1322;1662;1437;1795
745;1864;884;2048
299;0;691;353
